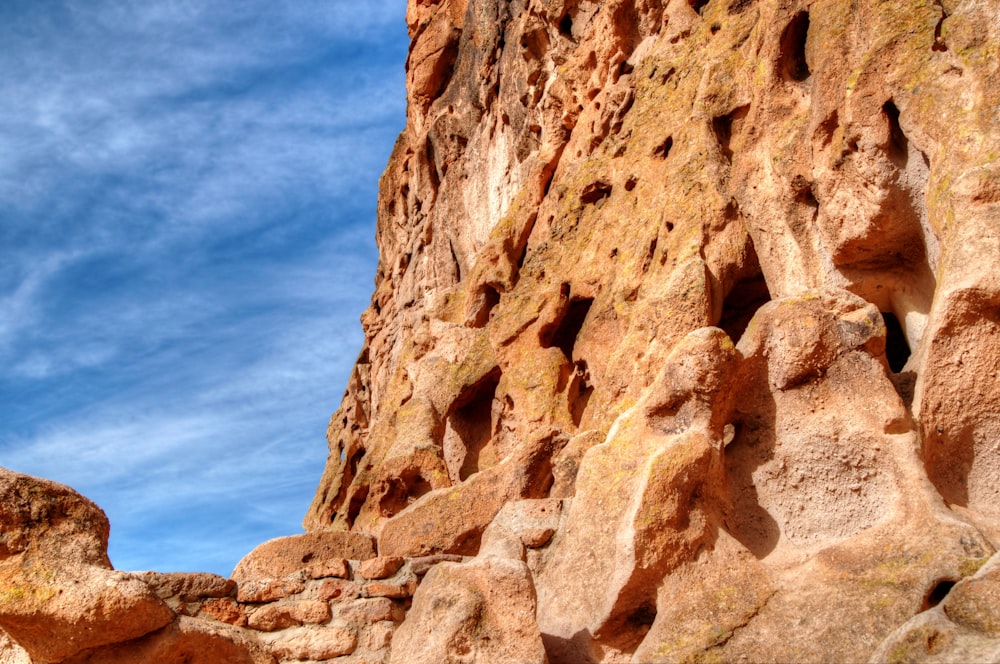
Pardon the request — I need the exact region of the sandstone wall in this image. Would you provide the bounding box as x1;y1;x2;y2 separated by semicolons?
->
3;0;1000;662
303;0;1000;661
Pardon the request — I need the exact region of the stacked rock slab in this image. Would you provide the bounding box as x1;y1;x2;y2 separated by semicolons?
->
3;0;1000;662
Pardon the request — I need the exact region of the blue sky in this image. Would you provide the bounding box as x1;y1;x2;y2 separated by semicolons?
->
0;2;407;576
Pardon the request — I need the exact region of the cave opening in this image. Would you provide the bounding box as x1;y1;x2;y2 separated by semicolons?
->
445;369;502;482
548;297;595;362
719;272;772;343
922;579;957;610
778;11;811;83
882;311;911;373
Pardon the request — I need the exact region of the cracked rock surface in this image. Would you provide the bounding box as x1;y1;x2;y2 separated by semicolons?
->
3;0;1000;662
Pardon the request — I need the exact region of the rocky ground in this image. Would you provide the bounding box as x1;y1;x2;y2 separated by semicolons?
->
4;0;1000;661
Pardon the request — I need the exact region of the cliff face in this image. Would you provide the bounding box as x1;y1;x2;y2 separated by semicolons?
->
305;0;1000;660
3;1;1000;663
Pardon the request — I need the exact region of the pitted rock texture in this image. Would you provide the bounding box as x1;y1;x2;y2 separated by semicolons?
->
4;0;1000;662
303;0;1000;661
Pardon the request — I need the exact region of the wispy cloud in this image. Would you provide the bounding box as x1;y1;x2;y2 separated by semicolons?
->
0;0;406;575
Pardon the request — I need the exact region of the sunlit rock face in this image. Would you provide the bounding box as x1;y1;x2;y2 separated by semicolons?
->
4;1;1000;663
304;0;1000;661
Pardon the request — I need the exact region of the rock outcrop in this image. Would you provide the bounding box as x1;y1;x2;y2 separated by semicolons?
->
303;0;1000;661
4;0;1000;662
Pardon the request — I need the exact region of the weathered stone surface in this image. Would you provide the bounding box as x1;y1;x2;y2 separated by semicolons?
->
377;429;559;557
301;0;1000;658
248;600;332;632
137;571;236;602
199;598;248;627
61;616;274;664
0;630;30;664
407;554;465;576
10;0;1000;661
0;469;175;663
389;557;546;664
236;578;306;603
870;553;1000;663
263;625;357;661
358;556;405;580
335;597;405;626
231;531;375;585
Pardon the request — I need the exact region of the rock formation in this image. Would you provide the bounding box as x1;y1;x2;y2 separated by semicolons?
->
3;0;1000;661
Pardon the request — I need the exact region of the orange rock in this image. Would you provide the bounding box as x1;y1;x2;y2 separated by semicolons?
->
236;579;306;603
231;531;375;585
0;469;175;663
357;555;405;580
199;598;248;627
60;616;273;664
262;625;357;661
390;557;546;664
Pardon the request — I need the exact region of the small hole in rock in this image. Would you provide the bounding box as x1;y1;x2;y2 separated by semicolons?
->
778;11;811;82
653;136;673;159
922;579;957;610
882;312;911;373
580;180;613;205
625;176;638;191
882;100;909;167
688;0;709;14
559;14;573;38
547;297;595;362
719;272;771;343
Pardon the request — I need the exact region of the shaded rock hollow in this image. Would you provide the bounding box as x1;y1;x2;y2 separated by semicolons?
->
4;0;1000;662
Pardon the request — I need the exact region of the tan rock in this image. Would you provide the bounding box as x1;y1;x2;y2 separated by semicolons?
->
61;616;273;664
0;469;174;663
357;556;405;580
389;558;546;664
377;429;559;557
137;571;236;602
231;531;375;585
335;597;404;626
315;577;360;602
0;630;30;664
199;598;248;627
407;554;465;576
536;327;739;656
249;600;331;632
236;578;306;603
263;625;357;661
870;554;1000;663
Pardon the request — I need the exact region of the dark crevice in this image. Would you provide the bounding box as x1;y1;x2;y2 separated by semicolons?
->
653;136;673;159
689;0;710;14
717;228;771;343
559;14;574;39
548;297;595;362
345;485;369;527
882;311;911;373
570;360;594;428
933;4;948;51
713;105;749;164
469;284;501;328
778;11;811;83
449;240;462;282
642;237;658;273
625;176;638;192
447;369;502;481
719;272;771;343
922;579;957;610
580;180;613;205
883;100;909;168
379;470;434;518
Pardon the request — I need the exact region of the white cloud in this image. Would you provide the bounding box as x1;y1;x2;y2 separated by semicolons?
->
0;0;405;575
